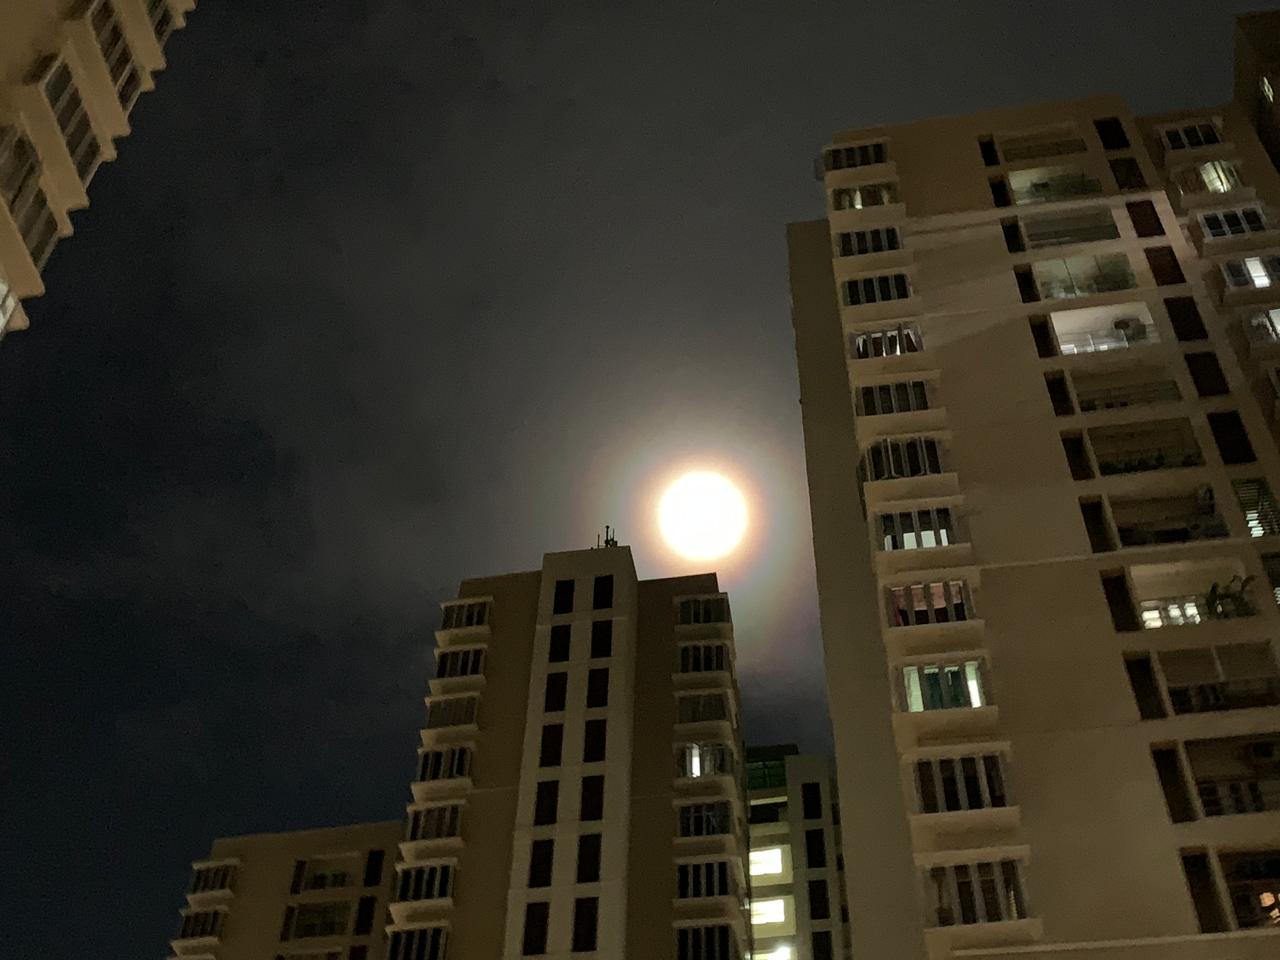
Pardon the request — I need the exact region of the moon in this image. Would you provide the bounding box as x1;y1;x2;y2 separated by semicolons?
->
658;470;748;562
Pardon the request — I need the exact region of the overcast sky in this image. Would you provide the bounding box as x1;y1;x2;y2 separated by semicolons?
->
0;1;1272;955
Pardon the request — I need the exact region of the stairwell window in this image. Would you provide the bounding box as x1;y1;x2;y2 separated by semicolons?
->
1201;207;1267;238
850;323;922;359
926;860;1028;927
1223;256;1280;290
902;659;986;712
888;579;972;627
857;379;930;416
841;272;911;306
878;507;956;550
836;227;901;257
861;437;944;481
832;181;898;210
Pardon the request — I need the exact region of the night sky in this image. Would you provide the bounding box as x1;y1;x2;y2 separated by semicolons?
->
0;2;1271;956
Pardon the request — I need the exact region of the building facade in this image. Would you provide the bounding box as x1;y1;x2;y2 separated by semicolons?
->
790;61;1280;960
1235;11;1280;176
745;746;850;960
0;0;193;338
169;545;753;960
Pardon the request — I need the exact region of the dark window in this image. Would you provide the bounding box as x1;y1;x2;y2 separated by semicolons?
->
1102;574;1141;632
528;838;554;888
1061;432;1094;480
534;780;559;825
571;897;598;952
280;905;295;941
1182;853;1229;933
583;718;607;763
1165;297;1207;341
1184;352;1229;397
812;931;834;960
544;672;568;712
1001;218;1025;253
589;620;612;658
290;860;305;894
576;833;602;883
978;136;999;166
549;624;571;663
523;901;550;955
1110;156;1147;190
540;724;564;767
1014;265;1039;303
553;578;575;614
1126;660;1167;716
805;828;827;868
1045;372;1074;415
1029;316;1057;357
1152;748;1196;823
353;896;375;935
362;849;384;887
592;574;614;610
809;878;831;919
586;668;609;709
1126;200;1164;237
989;177;1011;207
350;947;368;960
1080;499;1114;553
801;782;823;820
1094;117;1131;150
580;775;605;821
1146;246;1186;285
1207;411;1256;464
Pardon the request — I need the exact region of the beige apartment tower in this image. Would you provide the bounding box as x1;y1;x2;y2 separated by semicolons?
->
169;545;754;960
791;33;1280;960
0;0;193;337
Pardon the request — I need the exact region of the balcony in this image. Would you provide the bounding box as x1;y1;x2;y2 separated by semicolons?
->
1044;301;1158;357
1244;308;1280;357
1088;419;1204;476
1170;678;1280;714
1031;253;1136;302
1111;488;1228;547
1074;373;1180;413
1009;167;1103;206
1198;776;1280;817
434;598;491;647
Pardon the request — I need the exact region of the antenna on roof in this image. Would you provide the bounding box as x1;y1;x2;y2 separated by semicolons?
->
604;525;618;548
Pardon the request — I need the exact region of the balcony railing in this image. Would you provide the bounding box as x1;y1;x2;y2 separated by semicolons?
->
1012;173;1104;205
1034;256;1137;301
1095;445;1204;476
1169;678;1280;714
1140;582;1257;628
1116;513;1228;547
1197;776;1280;817
1075;379;1179;411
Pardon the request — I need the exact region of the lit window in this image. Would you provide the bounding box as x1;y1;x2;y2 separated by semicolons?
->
1199;160;1241;194
1248;257;1272;289
749;848;784;877
1264;76;1275;104
750;899;786;925
763;947;793;960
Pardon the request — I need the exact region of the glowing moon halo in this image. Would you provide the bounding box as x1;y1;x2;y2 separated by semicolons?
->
658;471;748;562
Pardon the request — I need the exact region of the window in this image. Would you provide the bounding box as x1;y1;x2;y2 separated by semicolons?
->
41;60;101;182
902;660;987;711
831;181;898;210
1264;76;1275;104
1126;200;1165;238
677;692;729;723
1008;165;1102;205
978;136;999;166
441;599;488;629
549;624;571;662
580;775;605;821
678;860;732;897
528;838;554;888
1061;432;1093;480
571;897;598;952
544;672;568;712
592;574;613;609
926;860;1028;926
190;863;237;893
291;902;349;938
590;619;612;657
583;718;607;763
1182;853;1231;933
823;141;888;170
1094;117;1130;150
886;579;972;627
407;803;462;841
676;925;734;960
387;929;447;960
1201;206;1266;237
749;800;786;824
915;754;1008;813
425;695;478;729
841;272;911;306
850;323;922;359
1001;217;1025;253
89;0;142;110
861;436;944;481
809;878;831;919
679;642;729;672
998;127;1087;162
1159;642;1280;714
1110;157;1147;190
1175;160;1242;195
0;127;58;269
745;757;786;789
802;782;823;820
295;856;356;892
435;646;485;679
749;846;785;877
679;802;731;837
353;894;375;934
1151;747;1196;823
577;833;602;882
878;507;956;550
1045;372;1074;416
990;177;1012;207
396;862;453;902
1125;655;1167;719
362;849;384;887
1220;851;1280;928
177;909;226;939
1184;352;1228;397
1166;296;1208;341
678;595;730;624
812;931;834;960
677;741;733;778
148;0;176;46
1223;255;1280;291
553;578;575;614
418;745;472;782
805;828;827;868
540;724;564;767
1233;478;1280;537
534;780;559;825
586;668;609;708
522;901;550;956
857;379;930;416
836;227;901;257
1207;411;1256;464
1029;252;1136;300
751;898;787;925
1161;121;1222;151
1146;247;1186;286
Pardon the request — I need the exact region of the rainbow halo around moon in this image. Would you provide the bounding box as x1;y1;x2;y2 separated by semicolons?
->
658;470;748;562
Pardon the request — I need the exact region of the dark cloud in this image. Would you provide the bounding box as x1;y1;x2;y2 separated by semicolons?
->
0;0;1269;955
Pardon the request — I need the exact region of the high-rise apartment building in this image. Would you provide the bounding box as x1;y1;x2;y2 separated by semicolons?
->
744;746;850;960
1235;11;1280;175
0;0;193;338
790;53;1280;960
168;545;753;960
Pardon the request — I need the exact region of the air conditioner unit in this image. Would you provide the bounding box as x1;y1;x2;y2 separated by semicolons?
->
1243;738;1280;768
